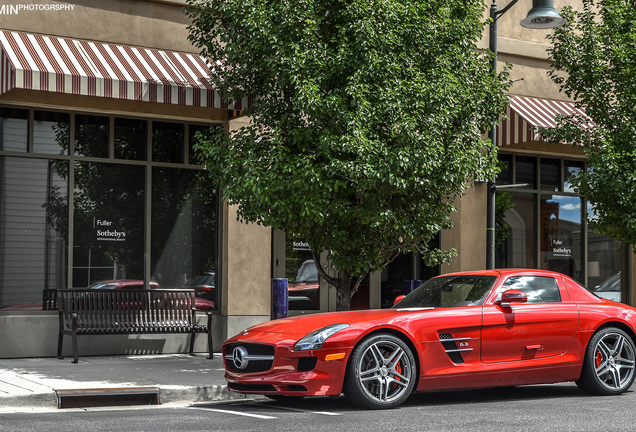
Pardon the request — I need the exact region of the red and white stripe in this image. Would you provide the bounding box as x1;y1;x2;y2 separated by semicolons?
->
0;30;246;110
497;95;593;146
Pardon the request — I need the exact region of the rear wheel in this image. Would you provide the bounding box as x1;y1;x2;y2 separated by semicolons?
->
343;333;416;409
576;327;636;395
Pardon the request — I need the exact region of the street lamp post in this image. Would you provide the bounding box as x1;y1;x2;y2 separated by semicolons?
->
486;0;565;270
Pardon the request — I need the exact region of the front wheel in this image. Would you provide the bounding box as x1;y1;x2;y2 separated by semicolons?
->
343;333;416;409
576;327;636;395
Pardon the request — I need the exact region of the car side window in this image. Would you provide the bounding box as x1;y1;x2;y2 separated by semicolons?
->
500;276;561;303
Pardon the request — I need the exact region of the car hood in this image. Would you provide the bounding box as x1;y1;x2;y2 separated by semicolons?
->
240;309;418;337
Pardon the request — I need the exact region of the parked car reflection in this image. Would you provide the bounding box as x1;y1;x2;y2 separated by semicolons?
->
591;272;621;302
86;279;215;310
288;260;319;310
181;271;215;301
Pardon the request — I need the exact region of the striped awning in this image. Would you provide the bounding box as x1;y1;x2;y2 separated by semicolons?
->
0;30;247;110
497;95;593;146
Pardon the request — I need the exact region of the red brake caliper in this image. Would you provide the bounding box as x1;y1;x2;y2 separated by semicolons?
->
395;362;402;385
595;350;603;368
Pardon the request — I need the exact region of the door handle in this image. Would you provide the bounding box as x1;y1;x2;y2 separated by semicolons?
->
525;344;544;350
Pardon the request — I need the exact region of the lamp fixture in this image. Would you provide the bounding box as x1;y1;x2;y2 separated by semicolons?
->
520;0;566;29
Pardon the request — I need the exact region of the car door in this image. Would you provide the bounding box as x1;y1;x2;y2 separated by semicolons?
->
481;275;579;363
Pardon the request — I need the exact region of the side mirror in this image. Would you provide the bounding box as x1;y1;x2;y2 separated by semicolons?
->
393;295;406;306
496;289;528;308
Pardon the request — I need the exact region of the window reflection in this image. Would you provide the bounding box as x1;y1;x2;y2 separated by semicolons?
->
286;234;319;310
75;115;109;158
34;111;69;155
564;160;583;193
516;156;536;189
496;193;536;269
0;157;68;310
500;276;561;303
540;158;560;191
540;195;582;280
115;118;147;160
153;121;184;163
72;162;145;285
151;168;217;309
0;108;28;152
189;124;218;164
0;108;222;310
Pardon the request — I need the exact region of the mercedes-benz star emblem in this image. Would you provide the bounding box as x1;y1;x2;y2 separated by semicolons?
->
232;346;249;370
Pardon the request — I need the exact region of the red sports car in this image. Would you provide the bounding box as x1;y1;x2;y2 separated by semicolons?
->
223;269;636;409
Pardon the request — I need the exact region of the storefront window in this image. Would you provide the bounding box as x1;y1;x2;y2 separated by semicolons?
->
0;156;68;309
564;160;583;193
189;124;217;165
34;111;69;155
285;234;319;310
540;194;583;281
516;156;536;189
75;115;109;158
497;193;536;269
72;161;145;286
153;121;184;163
587;232;623;302
497;154;513;185
540;158;561;191
151;168;218;308
115;118;147;161
0;108;28;152
0;107;222;310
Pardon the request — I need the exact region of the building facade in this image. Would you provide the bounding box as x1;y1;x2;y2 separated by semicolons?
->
0;0;632;358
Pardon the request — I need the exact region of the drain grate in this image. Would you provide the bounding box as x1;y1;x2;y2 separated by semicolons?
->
55;387;160;409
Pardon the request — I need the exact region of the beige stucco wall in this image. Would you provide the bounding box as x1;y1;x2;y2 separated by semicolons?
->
222;116;272;318
442;184;488;273
477;0;583;101
0;0;194;53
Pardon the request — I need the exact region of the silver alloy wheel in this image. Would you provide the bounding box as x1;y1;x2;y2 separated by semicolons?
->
356;339;413;404
593;331;636;391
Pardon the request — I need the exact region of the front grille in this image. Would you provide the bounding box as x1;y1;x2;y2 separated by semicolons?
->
297;356;317;372
225;343;275;373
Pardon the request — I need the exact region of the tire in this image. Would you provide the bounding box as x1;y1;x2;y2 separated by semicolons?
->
343;333;416;409
576;327;636;395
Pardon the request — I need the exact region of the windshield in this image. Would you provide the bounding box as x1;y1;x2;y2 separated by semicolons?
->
394;275;497;309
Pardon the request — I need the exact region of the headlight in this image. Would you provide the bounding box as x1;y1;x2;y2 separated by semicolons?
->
294;324;350;351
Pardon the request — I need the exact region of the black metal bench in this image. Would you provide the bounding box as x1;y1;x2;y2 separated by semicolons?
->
57;288;213;363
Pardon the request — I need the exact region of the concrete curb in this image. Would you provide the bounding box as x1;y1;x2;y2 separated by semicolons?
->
0;384;250;409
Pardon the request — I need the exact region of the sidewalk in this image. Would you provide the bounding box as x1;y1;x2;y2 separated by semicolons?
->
0;353;246;410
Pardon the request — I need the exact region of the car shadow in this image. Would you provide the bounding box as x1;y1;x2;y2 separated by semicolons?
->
243;383;633;413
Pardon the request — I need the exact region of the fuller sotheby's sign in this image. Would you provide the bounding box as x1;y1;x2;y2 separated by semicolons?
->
94;218;126;242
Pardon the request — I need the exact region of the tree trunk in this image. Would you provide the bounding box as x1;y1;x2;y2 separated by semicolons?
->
311;251;365;311
336;273;354;311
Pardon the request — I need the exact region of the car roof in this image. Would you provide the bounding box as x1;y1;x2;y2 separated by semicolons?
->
438;269;568;278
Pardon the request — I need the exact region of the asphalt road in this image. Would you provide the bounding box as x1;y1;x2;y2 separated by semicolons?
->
3;383;636;431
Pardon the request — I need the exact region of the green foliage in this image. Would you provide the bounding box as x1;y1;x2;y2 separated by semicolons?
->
546;0;636;249
495;191;514;246
185;0;511;309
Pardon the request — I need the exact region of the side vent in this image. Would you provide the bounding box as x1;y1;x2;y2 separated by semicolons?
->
439;333;473;364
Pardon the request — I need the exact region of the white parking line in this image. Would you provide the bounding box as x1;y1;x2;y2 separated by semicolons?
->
188;407;277;419
267;404;342;416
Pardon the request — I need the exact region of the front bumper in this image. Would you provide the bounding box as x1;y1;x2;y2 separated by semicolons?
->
223;342;351;397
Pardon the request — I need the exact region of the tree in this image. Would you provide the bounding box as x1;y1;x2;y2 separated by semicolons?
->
545;0;636;248
185;0;511;310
